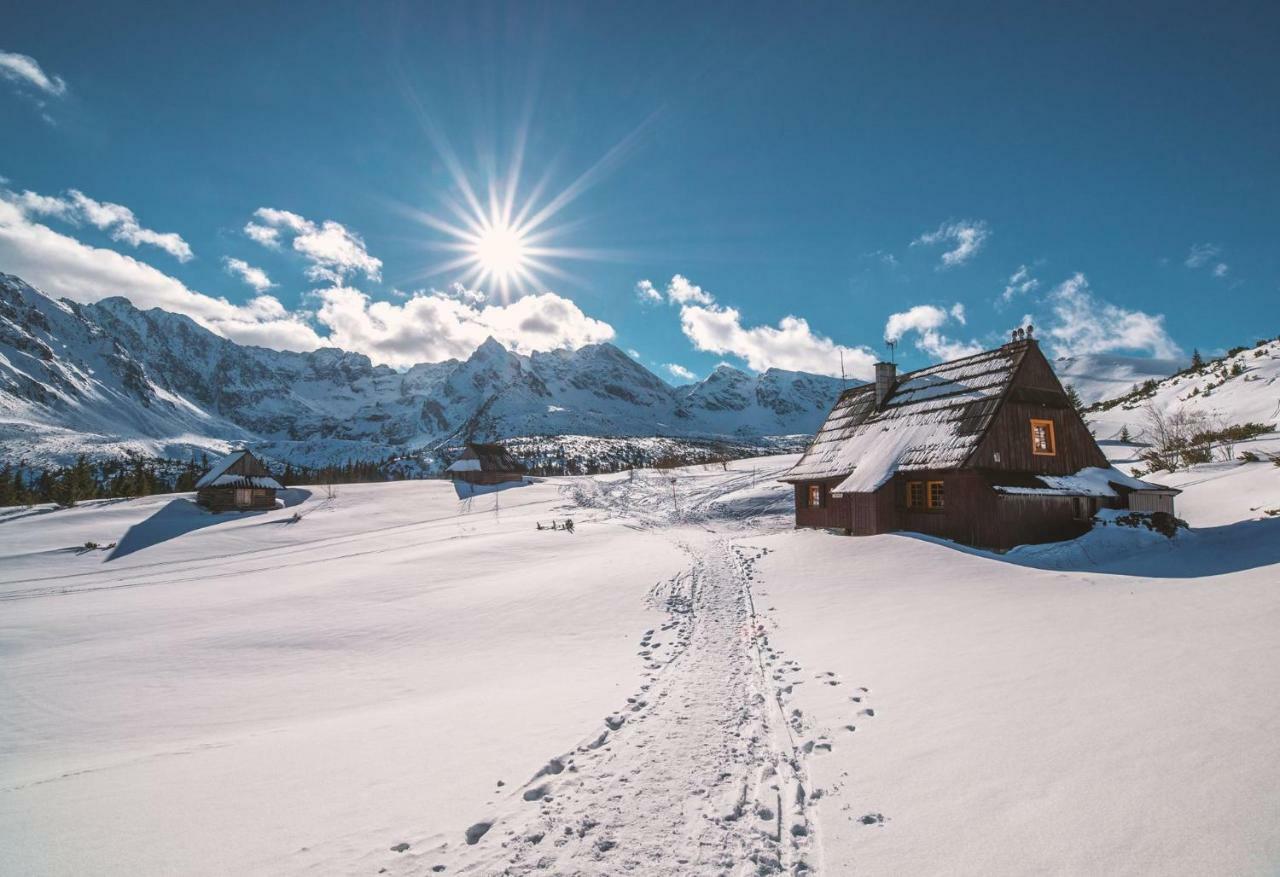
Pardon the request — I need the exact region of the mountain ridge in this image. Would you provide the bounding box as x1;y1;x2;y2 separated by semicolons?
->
0;273;853;466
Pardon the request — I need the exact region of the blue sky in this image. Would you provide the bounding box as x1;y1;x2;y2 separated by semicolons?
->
2;2;1277;381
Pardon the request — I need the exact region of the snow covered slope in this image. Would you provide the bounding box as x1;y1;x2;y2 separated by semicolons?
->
0;273;847;466
1;451;1277;876
1084;337;1280;448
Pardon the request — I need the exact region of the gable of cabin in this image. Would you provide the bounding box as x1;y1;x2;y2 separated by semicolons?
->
965;344;1108;475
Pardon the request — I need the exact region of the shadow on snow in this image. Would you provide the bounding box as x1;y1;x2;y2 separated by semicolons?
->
107;488;311;560
896;517;1280;579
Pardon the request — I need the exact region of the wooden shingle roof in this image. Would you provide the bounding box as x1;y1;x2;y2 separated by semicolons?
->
783;342;1032;492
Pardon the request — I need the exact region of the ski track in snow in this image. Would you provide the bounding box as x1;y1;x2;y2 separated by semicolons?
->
380;465;834;876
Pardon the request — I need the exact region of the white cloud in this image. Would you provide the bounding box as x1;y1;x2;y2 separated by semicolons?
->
244;222;281;249
665;363;696;382
883;303;983;361
1184;242;1219;268
665;274;715;305
1044;273;1182;359
912;219;990;268
0;50;67;97
16;187;193;261
639;273;874;378
1185;243;1230;279
0;194;321;351
248;207;382;282
1001;264;1039;303
313;286;614;368
635;279;663;305
626;348;642;359
223;257;274;292
680;305;876;378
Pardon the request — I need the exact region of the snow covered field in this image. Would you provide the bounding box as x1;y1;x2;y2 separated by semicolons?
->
2;454;1279;875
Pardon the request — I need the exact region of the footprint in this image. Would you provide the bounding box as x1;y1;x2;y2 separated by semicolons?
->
464;821;492;845
390;842;410;853
860;708;875;717
859;813;886;826
605;715;626;730
523;784;551;801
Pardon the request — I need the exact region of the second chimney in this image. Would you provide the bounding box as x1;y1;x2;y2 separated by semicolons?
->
874;361;896;408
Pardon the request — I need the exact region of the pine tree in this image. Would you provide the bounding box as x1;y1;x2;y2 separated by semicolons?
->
0;463;14;507
1118;424;1132;443
1064;384;1086;416
1190;349;1205;370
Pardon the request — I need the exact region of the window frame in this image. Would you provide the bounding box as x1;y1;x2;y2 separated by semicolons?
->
807;483;823;508
1030;418;1057;456
906;480;925;509
927;480;945;510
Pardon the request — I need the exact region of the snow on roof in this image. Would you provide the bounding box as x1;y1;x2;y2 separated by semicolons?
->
784;343;1029;492
990;466;1179;498
461;443;526;473
195;450;282;490
447;458;482;472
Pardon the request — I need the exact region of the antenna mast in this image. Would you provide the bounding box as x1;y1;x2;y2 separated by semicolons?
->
839;350;847;389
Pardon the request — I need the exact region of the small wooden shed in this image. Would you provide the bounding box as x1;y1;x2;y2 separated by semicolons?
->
195;450;283;512
446;443;527;485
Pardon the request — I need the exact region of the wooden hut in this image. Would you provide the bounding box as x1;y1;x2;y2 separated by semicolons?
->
446;442;527;485
195;450;283;512
780;329;1179;549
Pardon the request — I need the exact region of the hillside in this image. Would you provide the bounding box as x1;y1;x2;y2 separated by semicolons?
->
0;274;848;468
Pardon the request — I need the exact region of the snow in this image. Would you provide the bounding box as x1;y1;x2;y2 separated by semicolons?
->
993;465;1171;497
446;458;482;472
2;449;1278;875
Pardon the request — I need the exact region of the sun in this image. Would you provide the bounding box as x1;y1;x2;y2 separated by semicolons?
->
472;221;528;284
405;117;651;302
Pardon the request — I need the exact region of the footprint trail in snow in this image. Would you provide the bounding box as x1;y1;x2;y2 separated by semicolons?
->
386;534;819;876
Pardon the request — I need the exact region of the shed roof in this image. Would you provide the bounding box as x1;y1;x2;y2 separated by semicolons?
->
195;450;283;491
448;442;526;474
782;342;1031;492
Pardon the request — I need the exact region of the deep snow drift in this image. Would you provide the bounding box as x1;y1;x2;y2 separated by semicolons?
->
1;452;1278;875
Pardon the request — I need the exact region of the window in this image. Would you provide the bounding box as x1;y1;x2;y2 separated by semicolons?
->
807;484;822;508
1031;418;1056;455
927;480;945;509
906;481;925;509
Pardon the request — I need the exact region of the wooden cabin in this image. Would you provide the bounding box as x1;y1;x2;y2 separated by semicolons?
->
195;450;283;512
780;329;1179;549
446;442;528;485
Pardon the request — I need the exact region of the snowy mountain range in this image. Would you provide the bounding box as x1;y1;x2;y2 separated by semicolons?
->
0;273;851;467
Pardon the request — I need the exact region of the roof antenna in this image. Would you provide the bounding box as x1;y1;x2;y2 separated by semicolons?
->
886;339;897;363
839;349;847;390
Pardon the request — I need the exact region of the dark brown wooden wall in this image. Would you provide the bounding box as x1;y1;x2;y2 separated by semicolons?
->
968;345;1108;475
226;453;272;479
196;487;277;512
793;480;851;531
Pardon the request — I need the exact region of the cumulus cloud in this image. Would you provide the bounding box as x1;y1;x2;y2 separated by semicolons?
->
1044;273;1182;359
1212;262;1229;278
884;303;983;361
636;273;874;378
665;274;715;305
0;50;67;97
312;286;614;368
0;193;321;351
16;187;193;261
665;363;696;382
247;207;382;283
912;219;990;268
635;279;663;305
1001;264;1039;303
223;257;274;292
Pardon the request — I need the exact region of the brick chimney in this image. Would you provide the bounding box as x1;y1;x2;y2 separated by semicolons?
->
874;361;896;408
